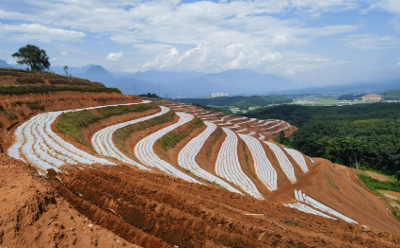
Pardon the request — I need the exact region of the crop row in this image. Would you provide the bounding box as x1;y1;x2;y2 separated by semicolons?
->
91;106;170;170
284;202;337;220
215;128;264;199
7;102;146;172
295;190;358;224
239;134;278;191
284;148;309;173
134;112;201;184
264;141;297;183
178;121;242;193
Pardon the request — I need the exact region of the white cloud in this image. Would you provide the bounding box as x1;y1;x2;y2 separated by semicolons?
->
367;0;400;15
343;34;400;50
106;51;124;61
143;43;330;75
397;62;400;67
0;22;86;42
61;51;67;56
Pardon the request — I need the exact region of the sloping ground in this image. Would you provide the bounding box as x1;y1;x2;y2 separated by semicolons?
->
48;163;400;248
2;84;400;248
0;68;102;87
0;91;138;151
0;154;141;248
272;158;400;232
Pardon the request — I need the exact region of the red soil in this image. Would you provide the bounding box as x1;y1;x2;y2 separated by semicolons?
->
0;91;140;151
365;171;393;182
46;163;400;248
0;154;141;248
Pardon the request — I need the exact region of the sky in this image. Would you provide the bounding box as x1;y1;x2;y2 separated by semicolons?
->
1;0;400;86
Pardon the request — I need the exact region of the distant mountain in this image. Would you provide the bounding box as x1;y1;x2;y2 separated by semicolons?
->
277;78;400;95
0;60;14;68
204;69;294;93
62;65;296;97
77;65;115;84
126;69;206;83
51;64;95;77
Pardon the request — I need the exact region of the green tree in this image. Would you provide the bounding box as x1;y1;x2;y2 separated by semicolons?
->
12;44;50;71
63;65;69;76
396;170;400;181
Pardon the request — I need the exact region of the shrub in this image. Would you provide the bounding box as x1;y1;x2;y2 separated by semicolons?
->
0;85;121;95
26;102;45;111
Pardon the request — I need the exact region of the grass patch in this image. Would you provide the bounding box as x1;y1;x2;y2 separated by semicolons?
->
357;174;400;193
114;110;175;153
242;140;257;180
158;117;204;151
0;85;121;95
358;174;400;221
58;103;158;145
205;127;223;157
365;168;398;182
57;110;101;144
97;103;155;118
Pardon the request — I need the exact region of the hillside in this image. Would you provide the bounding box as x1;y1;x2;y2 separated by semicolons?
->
245;103;400;175
0;71;400;247
177;95;293;110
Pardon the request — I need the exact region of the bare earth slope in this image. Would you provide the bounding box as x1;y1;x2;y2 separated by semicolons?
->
1;71;400;247
48;163;400;248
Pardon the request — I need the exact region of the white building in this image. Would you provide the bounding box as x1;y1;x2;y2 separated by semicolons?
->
211;93;228;98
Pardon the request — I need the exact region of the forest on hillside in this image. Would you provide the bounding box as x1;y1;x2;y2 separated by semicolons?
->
177;96;293;110
246;103;400;177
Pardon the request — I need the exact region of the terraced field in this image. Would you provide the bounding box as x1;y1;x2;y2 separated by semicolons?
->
5;98;400;247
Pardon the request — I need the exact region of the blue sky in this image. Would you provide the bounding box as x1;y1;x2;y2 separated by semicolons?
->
1;0;400;86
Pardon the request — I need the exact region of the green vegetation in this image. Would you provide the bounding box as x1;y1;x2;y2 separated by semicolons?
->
57;110;101;144
178;95;293;110
114;110;175;153
57;103;157;145
191;103;232;114
12;44;50;71
246;103;400;175
97;104;154;118
357;173;400;220
205;127;223;157
0;85;121;95
139;93;161;98
158;117;204;151
0;68;104;87
337;94;362;101
383;89;400;100
358;174;400;193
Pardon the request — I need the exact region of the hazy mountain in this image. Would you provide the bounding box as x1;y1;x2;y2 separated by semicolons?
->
204;69;294;93
64;65;296;97
0;60;14;68
77;65;115;83
277;78;400;95
126;69;206;83
51;64;95;77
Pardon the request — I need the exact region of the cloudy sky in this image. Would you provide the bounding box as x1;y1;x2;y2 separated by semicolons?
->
1;0;400;86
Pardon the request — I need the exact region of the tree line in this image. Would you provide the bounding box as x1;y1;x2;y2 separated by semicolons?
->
246;103;400;178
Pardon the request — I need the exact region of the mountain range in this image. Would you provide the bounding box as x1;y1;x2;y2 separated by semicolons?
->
3;59;400;96
60;65;296;97
276;78;400;95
